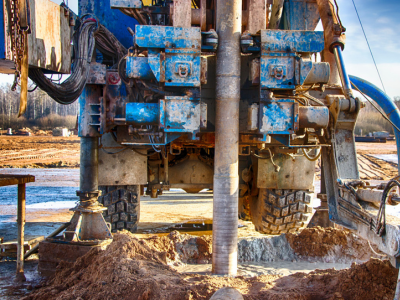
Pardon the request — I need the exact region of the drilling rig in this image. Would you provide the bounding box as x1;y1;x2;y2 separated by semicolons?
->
3;0;400;277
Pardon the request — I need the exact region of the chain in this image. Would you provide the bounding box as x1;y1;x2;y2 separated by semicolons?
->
10;0;26;91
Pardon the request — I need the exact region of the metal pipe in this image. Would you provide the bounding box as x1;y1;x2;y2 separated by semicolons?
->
298;106;329;128
349;75;400;175
333;45;353;98
16;183;26;282
213;0;242;276
164;154;169;185
24;222;71;260
269;0;284;29
80;137;99;193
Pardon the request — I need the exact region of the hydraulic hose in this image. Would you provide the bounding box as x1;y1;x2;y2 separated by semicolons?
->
349;75;400;175
29;19;98;105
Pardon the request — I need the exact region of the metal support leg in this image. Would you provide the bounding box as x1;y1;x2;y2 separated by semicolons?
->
212;0;242;276
164;154;169;190
16;183;26;282
308;161;333;228
80;137;99;193
64;137;112;245
62;137;112;244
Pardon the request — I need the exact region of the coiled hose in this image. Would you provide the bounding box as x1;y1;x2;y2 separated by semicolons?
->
28;18;127;105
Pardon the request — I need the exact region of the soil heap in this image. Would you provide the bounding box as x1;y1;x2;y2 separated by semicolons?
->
23;230;398;300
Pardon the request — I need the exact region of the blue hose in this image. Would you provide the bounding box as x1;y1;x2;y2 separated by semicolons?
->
349;75;400;174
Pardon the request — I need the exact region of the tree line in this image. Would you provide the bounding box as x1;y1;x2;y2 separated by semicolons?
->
0;83;78;130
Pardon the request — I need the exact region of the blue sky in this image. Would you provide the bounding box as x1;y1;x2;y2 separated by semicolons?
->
330;0;400;98
3;0;400;98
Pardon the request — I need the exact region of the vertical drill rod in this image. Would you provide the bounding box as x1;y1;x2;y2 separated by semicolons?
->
213;0;242;275
80;137;98;193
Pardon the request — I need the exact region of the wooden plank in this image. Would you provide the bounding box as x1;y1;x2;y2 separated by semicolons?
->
0;178;19;186
3;0;71;74
0;251;18;258
1;236;44;249
0;175;35;186
0;245;30;251
16;183;26;280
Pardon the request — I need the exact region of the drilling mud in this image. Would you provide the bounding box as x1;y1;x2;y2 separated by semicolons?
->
22;228;397;300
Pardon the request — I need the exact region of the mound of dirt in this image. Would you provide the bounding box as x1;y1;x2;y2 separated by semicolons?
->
23;231;398;300
145;231;212;264
286;227;386;263
259;258;397;300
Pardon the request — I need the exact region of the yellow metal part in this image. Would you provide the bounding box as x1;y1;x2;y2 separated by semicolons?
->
18;31;28;117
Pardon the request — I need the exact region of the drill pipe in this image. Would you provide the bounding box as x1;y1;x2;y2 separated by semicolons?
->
80;137;99;193
213;0;242;275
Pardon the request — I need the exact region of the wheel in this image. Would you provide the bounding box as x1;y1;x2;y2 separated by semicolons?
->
97;185;140;233
250;188;313;234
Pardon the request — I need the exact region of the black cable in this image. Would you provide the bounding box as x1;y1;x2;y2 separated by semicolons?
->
29;19;128;105
28;18;98;105
28;83;38;92
118;54;131;85
351;0;386;94
377;176;400;237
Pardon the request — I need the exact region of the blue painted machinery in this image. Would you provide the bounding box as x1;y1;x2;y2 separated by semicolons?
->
5;0;400;277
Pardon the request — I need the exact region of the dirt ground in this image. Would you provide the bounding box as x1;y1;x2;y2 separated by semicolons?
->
19;230;398;300
1;136;399;299
0;136;80;168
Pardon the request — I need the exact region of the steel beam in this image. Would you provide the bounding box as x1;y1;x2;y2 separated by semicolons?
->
212;0;242;276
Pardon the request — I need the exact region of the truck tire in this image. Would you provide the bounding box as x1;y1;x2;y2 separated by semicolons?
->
250;188;313;234
97;185;140;233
